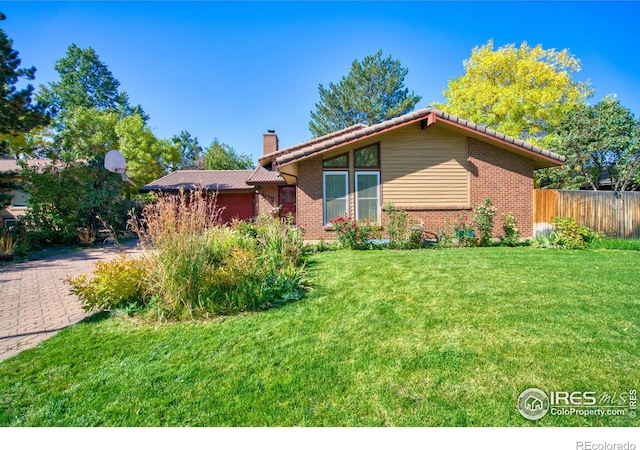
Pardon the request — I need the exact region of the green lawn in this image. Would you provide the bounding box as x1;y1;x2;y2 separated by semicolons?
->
1;247;638;426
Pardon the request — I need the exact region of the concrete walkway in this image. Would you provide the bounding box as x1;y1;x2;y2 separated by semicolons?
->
0;242;140;363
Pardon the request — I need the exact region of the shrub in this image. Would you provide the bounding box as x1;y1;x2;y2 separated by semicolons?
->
472;198;497;246
384;202;408;249
501;212;520;246
552;216;602;249
384;202;423;249
68;254;146;311
330;216;372;249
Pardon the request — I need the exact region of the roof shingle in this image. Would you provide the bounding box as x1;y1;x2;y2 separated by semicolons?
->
0;158;52;174
139;170;255;193
246;165;286;185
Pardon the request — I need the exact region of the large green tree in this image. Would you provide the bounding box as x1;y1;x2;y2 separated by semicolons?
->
36;44;146;121
540;97;640;191
309;50;422;137
437;40;592;147
203;139;253;170
0;13;49;155
173;130;204;169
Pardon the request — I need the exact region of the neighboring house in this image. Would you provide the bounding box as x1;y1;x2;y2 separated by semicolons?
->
0;158;51;229
141;107;565;240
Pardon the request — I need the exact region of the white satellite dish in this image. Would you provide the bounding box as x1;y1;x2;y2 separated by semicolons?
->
104;150;135;187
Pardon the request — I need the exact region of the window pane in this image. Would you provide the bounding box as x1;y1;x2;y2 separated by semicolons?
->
325;174;347;199
355;144;379;167
356;172;379;222
326;198;347;222
11;190;30;208
357;199;378;222
324;172;348;224
357;174;378;198
323;153;348;168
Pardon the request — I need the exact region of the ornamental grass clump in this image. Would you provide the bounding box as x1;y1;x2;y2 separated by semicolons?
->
70;189;308;321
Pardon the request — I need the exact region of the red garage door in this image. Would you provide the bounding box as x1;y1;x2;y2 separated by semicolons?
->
216;193;255;223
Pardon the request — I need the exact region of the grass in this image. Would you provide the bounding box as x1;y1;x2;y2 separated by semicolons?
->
587;238;640;251
0;247;638;426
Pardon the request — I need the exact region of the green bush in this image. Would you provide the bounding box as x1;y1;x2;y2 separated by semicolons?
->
472;198;497;246
384;202;408;249
384;202;423;250
552;216;602;249
68;254;146;311
501;212;520;246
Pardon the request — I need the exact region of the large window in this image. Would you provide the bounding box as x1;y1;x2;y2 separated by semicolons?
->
355;171;380;223
323;171;348;225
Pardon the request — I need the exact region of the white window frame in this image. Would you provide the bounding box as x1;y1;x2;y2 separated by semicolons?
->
10;189;30;209
323;171;349;226
355;171;381;223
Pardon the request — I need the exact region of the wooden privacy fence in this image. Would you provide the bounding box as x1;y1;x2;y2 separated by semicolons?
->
533;190;640;239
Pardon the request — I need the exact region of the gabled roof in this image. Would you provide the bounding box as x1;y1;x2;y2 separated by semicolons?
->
246;165;287;185
260;107;565;169
139;170;255;193
0;158;52;174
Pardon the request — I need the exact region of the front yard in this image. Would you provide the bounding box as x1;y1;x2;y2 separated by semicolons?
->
0;247;638;426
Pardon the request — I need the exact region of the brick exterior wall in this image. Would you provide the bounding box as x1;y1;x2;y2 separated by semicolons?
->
468;138;534;237
256;186;279;215
296;158;325;236
295;136;535;240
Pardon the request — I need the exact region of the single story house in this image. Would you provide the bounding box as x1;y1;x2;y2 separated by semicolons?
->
141;107;565;240
0;158;51;229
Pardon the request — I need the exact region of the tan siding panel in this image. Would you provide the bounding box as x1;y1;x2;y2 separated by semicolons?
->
381;125;468;206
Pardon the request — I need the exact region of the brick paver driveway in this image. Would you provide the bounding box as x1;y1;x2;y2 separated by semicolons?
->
0;242;140;362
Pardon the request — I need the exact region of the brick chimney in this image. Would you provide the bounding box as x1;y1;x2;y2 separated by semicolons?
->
263;130;278;155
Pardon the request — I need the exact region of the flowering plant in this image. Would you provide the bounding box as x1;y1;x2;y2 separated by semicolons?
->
268;205;282;218
454;213;475;239
472;198;498;246
330;216;372;249
502;212;520;246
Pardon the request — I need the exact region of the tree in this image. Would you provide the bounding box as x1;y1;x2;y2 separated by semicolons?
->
36;44;146;121
437;40;592;147
173;130;203;169
543;97;640;191
203;139;253;170
116;114;181;190
309;50;422;137
0;13;49;155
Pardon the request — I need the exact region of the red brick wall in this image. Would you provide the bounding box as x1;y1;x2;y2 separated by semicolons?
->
468;138;534;237
296;136;535;240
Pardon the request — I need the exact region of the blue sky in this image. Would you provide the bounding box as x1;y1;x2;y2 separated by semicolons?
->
2;1;640;164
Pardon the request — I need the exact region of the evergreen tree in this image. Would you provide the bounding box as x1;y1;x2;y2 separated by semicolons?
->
0;13;49;155
309;50;421;137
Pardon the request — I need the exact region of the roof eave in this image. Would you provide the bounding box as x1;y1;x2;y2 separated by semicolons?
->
428;115;564;168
